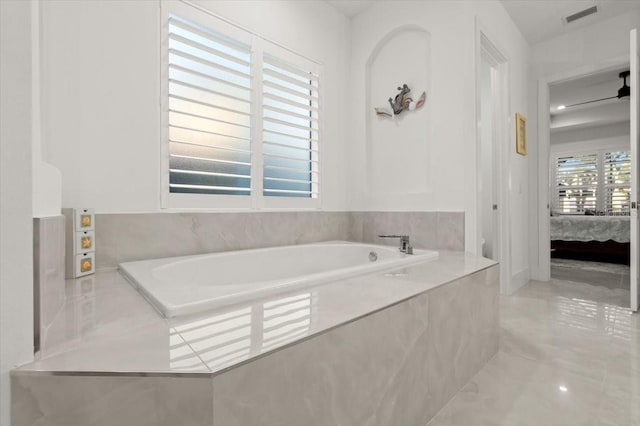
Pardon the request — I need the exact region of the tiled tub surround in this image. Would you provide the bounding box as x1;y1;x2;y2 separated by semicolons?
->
95;211;464;269
13;252;497;426
33;216;66;356
352;211;465;252
95;212;351;269
120;241;439;317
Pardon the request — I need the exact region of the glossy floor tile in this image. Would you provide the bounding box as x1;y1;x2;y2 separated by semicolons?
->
428;278;640;426
551;258;630;292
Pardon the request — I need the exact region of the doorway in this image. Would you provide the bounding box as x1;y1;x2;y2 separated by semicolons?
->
475;27;511;294
537;51;638;310
479;53;498;261
548;69;631;297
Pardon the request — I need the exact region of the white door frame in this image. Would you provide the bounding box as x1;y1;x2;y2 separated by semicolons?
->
630;29;639;312
473;20;511;294
535;55;629;283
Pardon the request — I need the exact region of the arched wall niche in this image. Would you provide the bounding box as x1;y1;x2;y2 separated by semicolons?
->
365;25;432;201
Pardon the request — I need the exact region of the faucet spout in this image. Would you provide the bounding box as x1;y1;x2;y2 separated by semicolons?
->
378;235;413;255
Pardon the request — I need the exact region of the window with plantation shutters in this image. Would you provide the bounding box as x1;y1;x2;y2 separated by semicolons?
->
604;150;631;215
554;153;598;214
552;149;631;216
162;2;321;209
262;54;319;198
168;15;253;196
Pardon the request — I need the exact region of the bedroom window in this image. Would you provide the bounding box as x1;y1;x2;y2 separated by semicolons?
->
603;150;631;215
162;2;320;209
553;149;630;215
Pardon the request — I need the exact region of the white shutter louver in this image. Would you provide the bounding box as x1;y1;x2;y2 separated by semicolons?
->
554;153;598;214
168;15;253;196
261;293;312;351
163;4;322;208
262;54;319;198
604;150;631;215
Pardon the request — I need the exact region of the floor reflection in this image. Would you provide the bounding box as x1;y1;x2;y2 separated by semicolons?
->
428;278;640;425
170;291;316;370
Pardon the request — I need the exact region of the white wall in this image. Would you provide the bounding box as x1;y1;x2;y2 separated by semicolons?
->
41;0;350;213
551;102;630;131
532;11;640;78
39;0;533;285
471;1;531;288
348;1;470;212
41;0;160;213
0;1;35;424
550;134;629;156
552;121;630;145
31;0;61;218
366;28;431;199
529;11;640;279
348;0;531;289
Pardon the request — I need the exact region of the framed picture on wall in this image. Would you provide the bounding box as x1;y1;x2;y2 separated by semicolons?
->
516;113;527;155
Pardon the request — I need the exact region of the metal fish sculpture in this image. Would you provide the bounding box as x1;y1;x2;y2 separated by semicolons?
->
375;84;426;117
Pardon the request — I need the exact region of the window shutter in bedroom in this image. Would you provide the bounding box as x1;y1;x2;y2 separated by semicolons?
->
554;153;598;214
603;150;631;215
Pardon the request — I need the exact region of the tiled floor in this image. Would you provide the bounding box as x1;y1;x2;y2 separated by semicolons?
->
551;258;630;292
428;277;640;425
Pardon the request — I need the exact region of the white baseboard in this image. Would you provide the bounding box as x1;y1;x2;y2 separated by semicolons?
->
509;268;530;294
529;266;550;282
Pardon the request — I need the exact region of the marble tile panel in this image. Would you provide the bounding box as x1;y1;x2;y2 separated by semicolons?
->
11;373;213;426
428;270;640;426
212;296;432;426
428;351;605;426
499;305;617;379
31;271;207;372
96;212;352;269
96;211;464;270
211;266;498;426
353;211;464;251
356;211;439;250
517;278;630;311
172;253;495;374
599;359;640;425
436;212;465;251
21;252;494;376
33;216;66;353
346;210;364;241
170;272;429;374
423;269;500;418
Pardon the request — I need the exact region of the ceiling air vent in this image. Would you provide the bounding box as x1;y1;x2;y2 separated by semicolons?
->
565;6;598;24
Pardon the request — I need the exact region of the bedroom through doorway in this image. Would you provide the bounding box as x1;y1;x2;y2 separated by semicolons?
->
549;67;632;303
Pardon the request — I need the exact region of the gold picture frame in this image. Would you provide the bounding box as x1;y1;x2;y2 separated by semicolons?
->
515;113;527;155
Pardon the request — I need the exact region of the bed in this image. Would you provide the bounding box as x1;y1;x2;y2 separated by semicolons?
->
550;215;630;264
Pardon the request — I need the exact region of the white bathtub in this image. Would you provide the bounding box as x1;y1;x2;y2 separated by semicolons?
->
119;241;438;317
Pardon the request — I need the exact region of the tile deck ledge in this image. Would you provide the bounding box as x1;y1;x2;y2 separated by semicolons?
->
16;250;496;377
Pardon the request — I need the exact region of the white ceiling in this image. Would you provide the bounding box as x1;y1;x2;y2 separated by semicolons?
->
327;1;640;45
326;0;373;18
550;67;629;109
501;0;640;44
550;67;630;133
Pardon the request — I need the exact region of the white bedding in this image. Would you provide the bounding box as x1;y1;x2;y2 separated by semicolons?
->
550;215;630;243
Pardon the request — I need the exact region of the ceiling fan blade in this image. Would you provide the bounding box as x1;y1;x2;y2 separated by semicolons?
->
565;96;618;108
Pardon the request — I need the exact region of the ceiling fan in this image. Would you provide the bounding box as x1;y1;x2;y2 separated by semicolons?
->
560;71;630;110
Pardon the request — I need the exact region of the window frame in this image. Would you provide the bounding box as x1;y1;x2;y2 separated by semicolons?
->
551;145;631;216
160;0;322;211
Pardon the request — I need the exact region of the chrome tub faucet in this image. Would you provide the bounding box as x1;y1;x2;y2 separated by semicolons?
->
378;235;413;255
